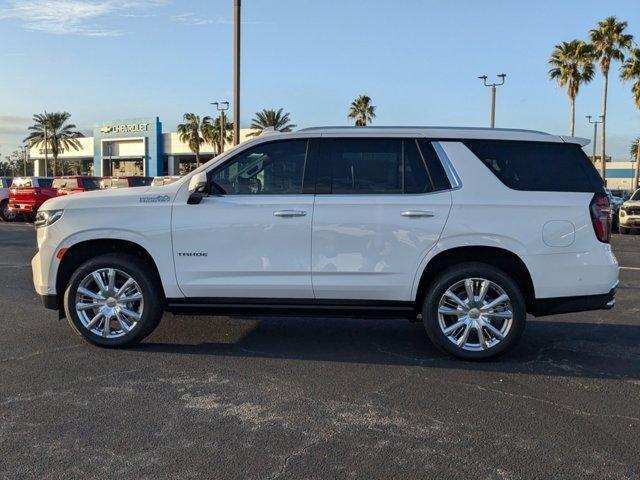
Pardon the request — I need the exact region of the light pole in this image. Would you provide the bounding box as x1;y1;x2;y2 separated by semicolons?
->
478;73;507;128
43;124;49;176
586;115;604;163
233;0;241;145
211;101;230;154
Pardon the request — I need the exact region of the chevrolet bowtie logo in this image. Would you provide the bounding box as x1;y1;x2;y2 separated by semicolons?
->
100;126;112;133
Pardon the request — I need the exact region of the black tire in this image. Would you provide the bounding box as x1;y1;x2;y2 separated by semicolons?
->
619;226;629;235
63;253;163;347
24;211;37;223
0;199;16;222
422;262;526;361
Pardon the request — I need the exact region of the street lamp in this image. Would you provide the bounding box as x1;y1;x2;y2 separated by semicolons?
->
586;115;604;163
478;73;507;128
233;0;241;145
211;101;230;154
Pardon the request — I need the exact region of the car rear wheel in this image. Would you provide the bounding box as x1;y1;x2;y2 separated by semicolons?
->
0;200;16;222
63;253;163;347
422;262;526;360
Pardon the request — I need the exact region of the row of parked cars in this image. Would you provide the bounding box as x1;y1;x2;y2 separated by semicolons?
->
0;175;180;222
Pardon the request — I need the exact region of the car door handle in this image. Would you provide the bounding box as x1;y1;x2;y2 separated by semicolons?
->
401;210;435;218
273;210;307;218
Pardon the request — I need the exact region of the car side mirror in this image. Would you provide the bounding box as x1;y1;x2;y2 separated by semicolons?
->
187;172;208;205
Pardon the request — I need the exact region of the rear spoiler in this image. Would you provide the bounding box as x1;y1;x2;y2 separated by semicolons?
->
560;136;590;147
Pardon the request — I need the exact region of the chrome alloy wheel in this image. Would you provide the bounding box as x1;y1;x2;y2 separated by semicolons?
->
75;268;144;339
437;278;513;352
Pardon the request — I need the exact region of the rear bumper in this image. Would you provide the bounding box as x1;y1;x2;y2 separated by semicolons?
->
9;203;36;213
530;284;617;317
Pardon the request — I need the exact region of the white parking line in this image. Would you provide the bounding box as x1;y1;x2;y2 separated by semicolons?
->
620;267;640;271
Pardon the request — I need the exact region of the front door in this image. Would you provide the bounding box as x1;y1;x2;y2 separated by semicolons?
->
172;138;314;299
312;137;453;301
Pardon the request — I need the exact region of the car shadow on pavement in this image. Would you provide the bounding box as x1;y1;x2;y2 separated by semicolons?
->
135;314;640;380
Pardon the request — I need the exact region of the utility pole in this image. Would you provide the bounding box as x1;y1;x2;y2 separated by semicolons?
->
478;74;507;128
43;124;49;176
233;0;241;145
211;102;230;154
586;115;604;163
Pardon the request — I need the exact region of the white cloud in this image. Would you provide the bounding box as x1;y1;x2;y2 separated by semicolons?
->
0;0;167;36
172;12;212;26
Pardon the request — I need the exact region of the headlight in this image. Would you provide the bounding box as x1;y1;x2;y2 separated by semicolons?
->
620;210;626;217
34;210;64;229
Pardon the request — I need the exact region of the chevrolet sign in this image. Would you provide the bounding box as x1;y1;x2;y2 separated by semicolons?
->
100;123;150;134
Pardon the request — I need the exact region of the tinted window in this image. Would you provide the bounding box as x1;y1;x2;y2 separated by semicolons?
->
464;140;604;192
39;178;53;188
82;178;100;190
631;190;640;201
418;140;451;191
317;138;451;194
212;140;308;195
130;177;151;187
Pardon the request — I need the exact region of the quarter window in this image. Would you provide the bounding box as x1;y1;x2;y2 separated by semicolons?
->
211;140;308;195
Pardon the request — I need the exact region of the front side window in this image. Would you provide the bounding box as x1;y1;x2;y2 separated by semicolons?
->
38;178;53;188
130;177;152;187
82;178;100;190
211;140;308;195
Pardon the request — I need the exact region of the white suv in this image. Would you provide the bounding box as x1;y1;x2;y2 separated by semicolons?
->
619;189;640;234
31;127;618;360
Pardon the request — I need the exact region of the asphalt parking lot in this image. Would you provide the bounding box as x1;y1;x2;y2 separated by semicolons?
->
0;222;639;480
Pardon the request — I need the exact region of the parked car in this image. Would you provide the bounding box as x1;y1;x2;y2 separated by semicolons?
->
619;188;640;234
31;127;618;360
605;188;624;230
151;176;181;186
0;176;17;222
9;176;55;222
53;176;101;196
99;176;153;189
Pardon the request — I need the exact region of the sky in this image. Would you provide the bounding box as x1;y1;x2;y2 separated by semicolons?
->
0;0;639;160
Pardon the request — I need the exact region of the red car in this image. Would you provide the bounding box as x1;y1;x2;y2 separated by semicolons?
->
52;176;101;196
8;176;56;222
99;176;153;189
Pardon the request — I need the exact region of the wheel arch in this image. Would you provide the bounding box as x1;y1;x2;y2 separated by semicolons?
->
55;238;165;309
414;246;536;313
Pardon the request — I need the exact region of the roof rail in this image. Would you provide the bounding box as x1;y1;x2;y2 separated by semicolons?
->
297;126;551;135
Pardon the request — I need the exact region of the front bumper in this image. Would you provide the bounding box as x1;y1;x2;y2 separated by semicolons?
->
619;214;640;227
530;283;617;317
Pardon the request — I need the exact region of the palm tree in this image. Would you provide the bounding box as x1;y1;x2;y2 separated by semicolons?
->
589;16;633;180
248;108;296;136
548;40;595;136
621;48;640;190
24;111;83;176
203;115;234;154
177;113;212;167
348;95;376;126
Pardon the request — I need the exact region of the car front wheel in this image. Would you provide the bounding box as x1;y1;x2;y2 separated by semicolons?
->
422;262;526;360
63;253;163;347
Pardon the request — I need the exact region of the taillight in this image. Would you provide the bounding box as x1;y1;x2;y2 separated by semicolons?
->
589;193;611;243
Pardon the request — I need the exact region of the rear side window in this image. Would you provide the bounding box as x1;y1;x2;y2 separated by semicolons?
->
52;178;75;189
464;140;604;192
39;178;53;188
317;138;451;194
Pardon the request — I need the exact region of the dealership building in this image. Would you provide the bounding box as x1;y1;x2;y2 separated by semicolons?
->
29;117;255;177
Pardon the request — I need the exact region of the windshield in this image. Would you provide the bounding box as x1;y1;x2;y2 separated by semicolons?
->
631;190;640;201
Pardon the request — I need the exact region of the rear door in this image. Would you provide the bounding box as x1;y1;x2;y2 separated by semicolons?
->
311;137;452;301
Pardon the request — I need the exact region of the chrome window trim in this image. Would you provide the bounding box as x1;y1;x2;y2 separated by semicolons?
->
432;141;462;190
